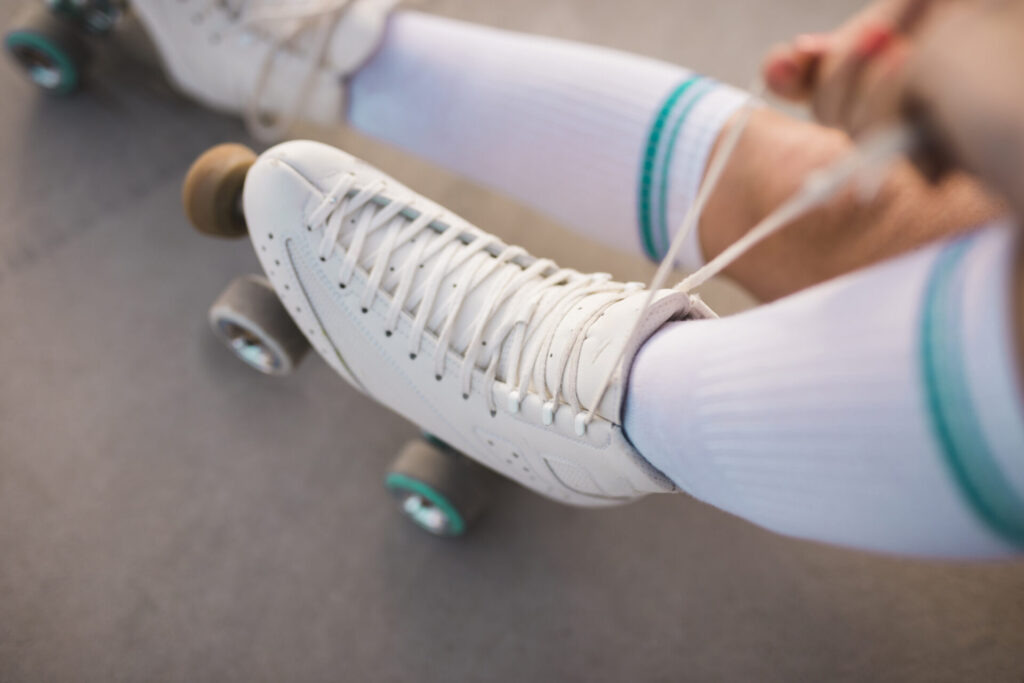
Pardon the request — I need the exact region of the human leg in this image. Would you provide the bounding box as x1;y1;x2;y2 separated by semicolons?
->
625;222;1024;557
124;4;1001;299
348;12;1003;300
348;11;746;271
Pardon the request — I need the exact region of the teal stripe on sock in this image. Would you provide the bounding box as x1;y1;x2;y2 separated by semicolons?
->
920;237;1024;548
638;77;701;261
655;79;715;256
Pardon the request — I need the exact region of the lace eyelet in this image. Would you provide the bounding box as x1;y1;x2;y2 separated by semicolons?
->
542;401;556;426
435;375;442;382
409;353;417;360
574;414;589;437
385;331;392;338
361;308;368;314
462;393;469;400
489;409;497;418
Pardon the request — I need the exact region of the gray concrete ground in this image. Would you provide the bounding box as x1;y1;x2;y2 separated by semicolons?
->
1;1;1023;681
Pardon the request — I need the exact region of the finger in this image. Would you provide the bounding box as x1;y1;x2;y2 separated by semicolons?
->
847;42;911;137
791;33;833;90
793;32;833;60
893;0;941;32
763;37;830;101
763;44;806;100
813;23;895;129
812;47;863;127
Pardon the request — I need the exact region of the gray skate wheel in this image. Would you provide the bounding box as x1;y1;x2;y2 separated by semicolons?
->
208;275;310;376
385;438;495;537
5;4;91;94
182;144;257;239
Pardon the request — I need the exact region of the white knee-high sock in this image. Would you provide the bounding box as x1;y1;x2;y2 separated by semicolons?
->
348;11;748;270
625;223;1024;558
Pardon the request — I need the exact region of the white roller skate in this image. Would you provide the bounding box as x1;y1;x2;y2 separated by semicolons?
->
3;0;396;140
183;141;716;535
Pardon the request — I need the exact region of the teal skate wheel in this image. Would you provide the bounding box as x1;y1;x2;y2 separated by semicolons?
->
4;6;88;94
386;439;494;537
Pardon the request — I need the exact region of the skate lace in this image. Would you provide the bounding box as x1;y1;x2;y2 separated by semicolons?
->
201;0;359;141
582;83;918;432
307;176;642;434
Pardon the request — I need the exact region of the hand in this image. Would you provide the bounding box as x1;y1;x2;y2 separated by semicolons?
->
765;0;1024;212
763;0;906;105
903;1;1024;208
763;0;943;135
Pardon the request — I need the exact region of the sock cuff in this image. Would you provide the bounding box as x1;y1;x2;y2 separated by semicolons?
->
637;78;749;270
921;223;1024;547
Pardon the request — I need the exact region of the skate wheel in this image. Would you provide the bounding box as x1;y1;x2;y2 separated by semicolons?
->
385;438;494;537
208;275;310;376
4;5;89;94
182;144;257;239
46;0;125;34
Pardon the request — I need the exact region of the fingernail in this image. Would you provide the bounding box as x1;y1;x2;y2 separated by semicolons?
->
855;25;894;59
767;58;798;84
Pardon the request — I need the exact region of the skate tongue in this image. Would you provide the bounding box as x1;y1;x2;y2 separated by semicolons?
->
571;290;702;423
